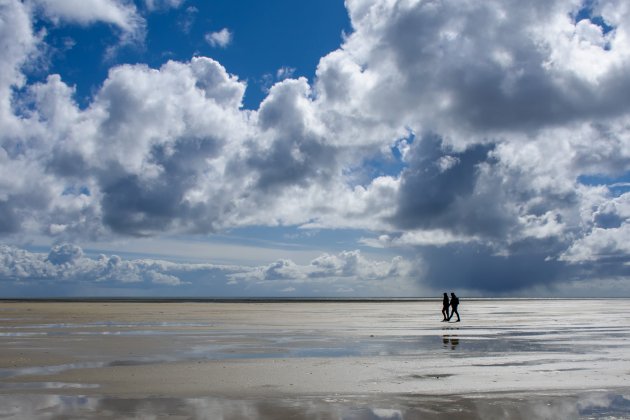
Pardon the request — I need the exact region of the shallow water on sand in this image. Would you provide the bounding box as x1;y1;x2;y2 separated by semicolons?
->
1;299;630;418
2;391;630;419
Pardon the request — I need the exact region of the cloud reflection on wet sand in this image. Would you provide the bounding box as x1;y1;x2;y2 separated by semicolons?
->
1;392;630;419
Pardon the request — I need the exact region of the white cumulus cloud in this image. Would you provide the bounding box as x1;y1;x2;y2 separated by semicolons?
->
2;0;630;294
205;28;232;48
31;0;145;47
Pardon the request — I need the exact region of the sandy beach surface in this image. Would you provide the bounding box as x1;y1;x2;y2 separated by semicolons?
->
1;299;629;418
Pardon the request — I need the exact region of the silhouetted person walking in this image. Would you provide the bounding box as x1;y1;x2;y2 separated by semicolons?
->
448;292;460;322
441;292;449;321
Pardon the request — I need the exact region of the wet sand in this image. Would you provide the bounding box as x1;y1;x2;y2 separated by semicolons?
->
1;300;629;418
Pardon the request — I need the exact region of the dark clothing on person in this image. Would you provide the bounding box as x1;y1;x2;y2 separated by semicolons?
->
441;293;449;321
448;293;460;322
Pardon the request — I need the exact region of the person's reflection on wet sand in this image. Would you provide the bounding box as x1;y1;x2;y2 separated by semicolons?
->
449;335;459;349
442;331;459;350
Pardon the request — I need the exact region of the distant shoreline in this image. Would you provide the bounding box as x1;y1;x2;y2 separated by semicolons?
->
0;297;627;303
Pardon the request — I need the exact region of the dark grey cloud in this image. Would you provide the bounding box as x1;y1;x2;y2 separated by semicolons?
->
101;135;224;236
0;201;20;234
245;134;338;192
421;242;571;293
594;211;623;229
101;174;180;235
246;79;339;191
370;0;630;132
46;148;89;178
46;243;83;265
392;134;508;237
0;173;56;237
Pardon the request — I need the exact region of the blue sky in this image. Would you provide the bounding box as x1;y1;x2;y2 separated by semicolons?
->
2;0;630;297
38;1;351;109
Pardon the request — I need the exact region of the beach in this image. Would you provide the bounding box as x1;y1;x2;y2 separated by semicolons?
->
1;299;629;418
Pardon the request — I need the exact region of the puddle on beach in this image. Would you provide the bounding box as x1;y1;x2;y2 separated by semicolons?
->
0;327;613;381
1;320;614;361
0;382;98;390
0;362;108;380
0;391;628;419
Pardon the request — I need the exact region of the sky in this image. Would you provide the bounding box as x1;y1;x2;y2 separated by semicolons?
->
1;0;630;298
